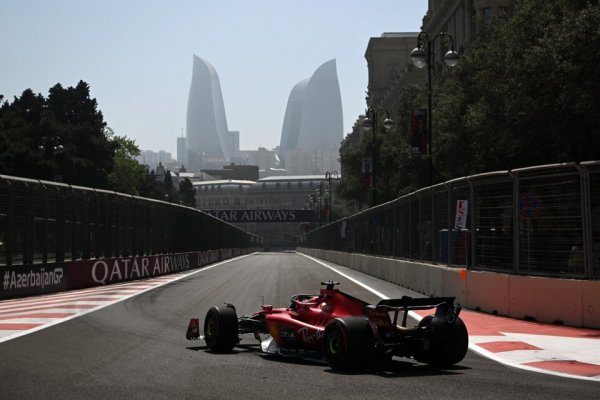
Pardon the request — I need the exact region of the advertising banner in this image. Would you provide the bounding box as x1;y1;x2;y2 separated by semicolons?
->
455;200;469;230
0;264;68;300
66;250;219;289
204;209;317;223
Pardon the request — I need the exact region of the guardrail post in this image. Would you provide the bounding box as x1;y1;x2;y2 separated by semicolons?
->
580;163;593;279
5;181;13;266
468;178;475;269
511;171;519;274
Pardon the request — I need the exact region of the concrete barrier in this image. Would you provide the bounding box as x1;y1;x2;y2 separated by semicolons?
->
297;247;600;329
465;270;510;316
509;275;582;327
442;268;467;308
583;280;600;328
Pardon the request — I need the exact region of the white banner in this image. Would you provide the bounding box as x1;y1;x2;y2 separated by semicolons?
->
455;200;468;230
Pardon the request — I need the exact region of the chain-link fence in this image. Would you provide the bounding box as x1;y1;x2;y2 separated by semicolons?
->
305;161;600;279
0;175;258;267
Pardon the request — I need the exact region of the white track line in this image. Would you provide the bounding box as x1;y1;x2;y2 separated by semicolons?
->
0;253;255;344
299;252;600;382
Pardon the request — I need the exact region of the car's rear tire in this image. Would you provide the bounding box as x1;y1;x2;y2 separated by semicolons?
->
324;317;374;371
204;305;238;352
414;315;468;366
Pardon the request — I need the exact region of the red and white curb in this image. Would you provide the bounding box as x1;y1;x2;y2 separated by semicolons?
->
410;308;600;381
462;312;600;382
300;253;600;382
0;275;182;343
0;255;253;344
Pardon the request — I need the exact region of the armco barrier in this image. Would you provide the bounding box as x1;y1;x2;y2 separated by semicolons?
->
298;247;600;329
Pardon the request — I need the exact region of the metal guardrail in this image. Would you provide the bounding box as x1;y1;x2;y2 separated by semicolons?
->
0;175;258;267
305;161;600;279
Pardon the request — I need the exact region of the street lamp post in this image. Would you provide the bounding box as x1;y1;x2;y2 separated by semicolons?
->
362;108;393;207
316;183;324;226
409;32;459;185
325;171;338;224
38;136;65;182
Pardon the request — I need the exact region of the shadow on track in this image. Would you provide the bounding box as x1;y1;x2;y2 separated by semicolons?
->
185;341;470;377
323;359;470;378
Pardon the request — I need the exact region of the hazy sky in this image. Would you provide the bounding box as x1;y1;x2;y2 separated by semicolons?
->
1;1;427;156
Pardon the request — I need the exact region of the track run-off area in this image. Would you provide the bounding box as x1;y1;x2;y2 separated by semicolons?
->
1;252;599;400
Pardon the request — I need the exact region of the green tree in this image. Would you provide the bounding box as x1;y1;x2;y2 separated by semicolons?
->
179;178;197;207
435;0;600;179
337;122;369;211
0;81;117;187
106;131;147;195
338;85;432;211
0;89;50;179
338;0;600;210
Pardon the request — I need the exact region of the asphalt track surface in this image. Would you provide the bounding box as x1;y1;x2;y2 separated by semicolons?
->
1;252;599;400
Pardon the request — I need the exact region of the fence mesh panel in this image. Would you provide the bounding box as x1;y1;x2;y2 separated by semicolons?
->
0;176;255;267
305;162;600;279
588;165;600;278
517;168;583;276
472;177;514;272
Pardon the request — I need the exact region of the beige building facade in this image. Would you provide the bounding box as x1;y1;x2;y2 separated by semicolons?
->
195;175;339;249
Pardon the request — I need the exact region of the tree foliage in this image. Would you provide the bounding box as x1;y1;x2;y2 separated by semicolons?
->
179;178;197;207
0;81;117;188
0;81;183;204
338;0;600;211
435;0;600;179
107;131;147;195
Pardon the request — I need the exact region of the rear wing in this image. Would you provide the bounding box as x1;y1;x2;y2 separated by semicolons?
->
372;296;460;328
376;296;455;311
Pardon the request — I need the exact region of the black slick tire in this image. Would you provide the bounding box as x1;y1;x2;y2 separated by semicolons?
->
203;305;239;352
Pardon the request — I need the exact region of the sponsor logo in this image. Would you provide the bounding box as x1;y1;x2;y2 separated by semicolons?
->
298;327;324;344
206;210;316;223
91;254;190;284
3;268;64;291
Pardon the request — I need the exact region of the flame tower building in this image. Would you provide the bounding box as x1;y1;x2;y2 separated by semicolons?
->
279;59;343;175
186;55;237;171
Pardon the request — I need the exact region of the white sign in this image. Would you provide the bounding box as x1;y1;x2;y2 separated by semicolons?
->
455;200;468;230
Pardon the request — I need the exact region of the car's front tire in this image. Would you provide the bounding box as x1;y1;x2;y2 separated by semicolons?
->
204;305;238;352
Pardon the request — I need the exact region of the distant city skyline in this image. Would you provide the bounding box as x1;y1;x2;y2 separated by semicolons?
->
0;1;428;155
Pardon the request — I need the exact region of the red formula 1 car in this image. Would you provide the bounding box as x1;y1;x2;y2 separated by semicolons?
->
186;281;468;370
